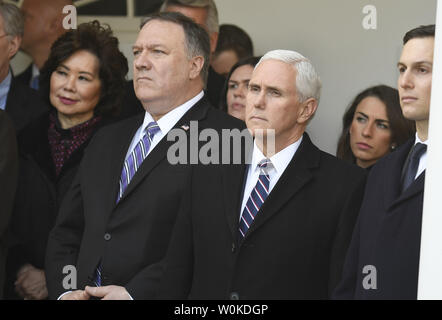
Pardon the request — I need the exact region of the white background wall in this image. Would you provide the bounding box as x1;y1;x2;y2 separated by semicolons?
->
11;0;437;154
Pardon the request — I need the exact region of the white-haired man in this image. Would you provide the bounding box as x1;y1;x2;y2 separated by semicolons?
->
157;50;366;299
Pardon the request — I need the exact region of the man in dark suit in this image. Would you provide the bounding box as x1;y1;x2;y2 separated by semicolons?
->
45;12;243;300
0;110;18;299
16;0;71;90
334;25;434;300
0;2;47;132
119;0;226;120
161;0;225;107
157;50;366;299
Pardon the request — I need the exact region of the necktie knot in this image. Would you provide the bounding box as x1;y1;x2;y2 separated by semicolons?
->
145;121;160;139
258;158;271;176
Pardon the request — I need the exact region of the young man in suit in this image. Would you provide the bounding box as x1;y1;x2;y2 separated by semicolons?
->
0;2;47;132
334;25;434;300
45;12;243;300
0;110;18;299
157;50;367;299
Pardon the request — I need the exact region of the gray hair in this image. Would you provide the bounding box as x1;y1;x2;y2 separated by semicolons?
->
257;49;322;104
140;12;211;86
160;0;219;35
0;2;23;38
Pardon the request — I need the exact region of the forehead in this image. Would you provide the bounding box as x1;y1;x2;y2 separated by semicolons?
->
251;59;296;89
136;19;185;47
399;37;434;64
61;50;99;72
356;96;388;118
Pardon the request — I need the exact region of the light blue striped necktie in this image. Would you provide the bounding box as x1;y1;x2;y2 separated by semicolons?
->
117;121;160;203
238;159;272;239
93;122;160;287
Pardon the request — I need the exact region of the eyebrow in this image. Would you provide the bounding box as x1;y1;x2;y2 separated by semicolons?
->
58;64;95;77
397;61;433;68
356;111;389;123
132;43;166;51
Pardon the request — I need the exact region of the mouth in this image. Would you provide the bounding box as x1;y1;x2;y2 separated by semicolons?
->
401;96;417;104
231;103;245;110
249;115;267;122
136;76;152;82
58;96;78;105
356;142;372;150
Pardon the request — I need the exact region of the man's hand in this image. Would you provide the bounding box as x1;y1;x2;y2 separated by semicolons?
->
15;264;48;300
85;285;132;300
60;290;91;300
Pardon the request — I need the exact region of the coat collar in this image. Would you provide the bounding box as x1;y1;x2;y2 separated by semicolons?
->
383;138;425;211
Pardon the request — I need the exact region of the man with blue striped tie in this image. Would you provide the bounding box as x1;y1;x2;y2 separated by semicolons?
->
45;12;243;300
157;50;367;299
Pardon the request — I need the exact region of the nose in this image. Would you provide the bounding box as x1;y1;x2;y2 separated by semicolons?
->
63;74;76;92
134;50;152;71
399;69;414;90
361;122;373;138
251;90;266;109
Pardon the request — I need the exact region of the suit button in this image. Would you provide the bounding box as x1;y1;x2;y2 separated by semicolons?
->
231;243;236;253
104;233;111;241
230;292;239;300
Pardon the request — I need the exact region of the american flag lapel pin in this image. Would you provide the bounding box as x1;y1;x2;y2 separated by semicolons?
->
181;124;190;131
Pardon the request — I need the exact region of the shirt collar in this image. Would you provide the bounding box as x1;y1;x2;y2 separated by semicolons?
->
32;64;40;78
415;132;428;146
141;91;204;135
250;135;303;175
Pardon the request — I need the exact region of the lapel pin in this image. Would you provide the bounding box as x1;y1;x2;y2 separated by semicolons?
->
181;124;190;131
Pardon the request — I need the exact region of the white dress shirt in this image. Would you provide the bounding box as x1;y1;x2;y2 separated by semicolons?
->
414;133;428;179
239;136;303;219
125;91;204;159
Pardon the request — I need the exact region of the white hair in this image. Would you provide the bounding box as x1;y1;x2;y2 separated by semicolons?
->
257;49;322;103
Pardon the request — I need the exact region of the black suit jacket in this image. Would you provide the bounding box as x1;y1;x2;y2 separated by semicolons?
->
334;139;424;299
15;65;32;87
158;133;366;299
45;97;244;299
5;75;48;132
0;110;18;298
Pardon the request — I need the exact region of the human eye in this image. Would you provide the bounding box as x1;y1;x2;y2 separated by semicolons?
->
269;89;281;97
249;84;260;93
228;82;238;90
55;69;67;76
133;48;141;57
356;116;366;123
398;66;406;73
376;122;389;129
79;75;91;82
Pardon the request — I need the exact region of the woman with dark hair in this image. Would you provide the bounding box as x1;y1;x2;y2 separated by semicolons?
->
220;56;261;121
336;85;415;169
4;21;128;300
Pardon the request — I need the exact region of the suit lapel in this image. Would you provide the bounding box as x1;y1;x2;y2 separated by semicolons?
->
222;163;248;240
383;139;421;212
107;114;144;208
114;98;210;206
242;133;319;242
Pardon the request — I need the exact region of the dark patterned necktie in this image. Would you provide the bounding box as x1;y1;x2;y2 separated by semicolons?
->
239;159;272;239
